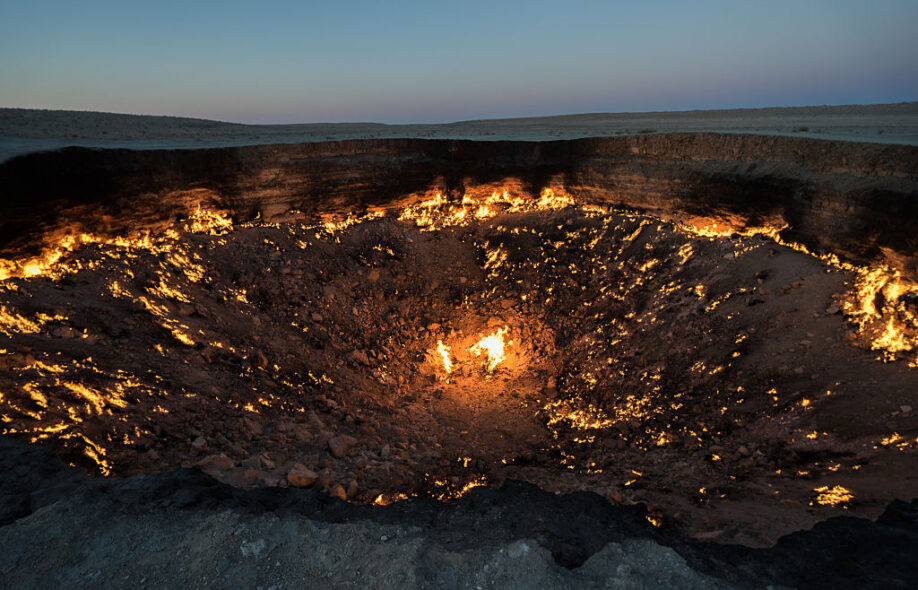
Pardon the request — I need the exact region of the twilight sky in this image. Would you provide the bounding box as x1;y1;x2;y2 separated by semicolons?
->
1;0;916;124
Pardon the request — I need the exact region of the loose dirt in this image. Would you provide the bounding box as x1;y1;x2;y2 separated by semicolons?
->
1;191;916;546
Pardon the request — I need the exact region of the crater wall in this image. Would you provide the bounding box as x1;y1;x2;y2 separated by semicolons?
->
1;133;917;274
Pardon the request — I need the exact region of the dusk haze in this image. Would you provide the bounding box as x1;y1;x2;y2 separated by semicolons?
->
1;0;917;123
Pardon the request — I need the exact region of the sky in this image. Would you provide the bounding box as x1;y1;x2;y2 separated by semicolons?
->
1;0;916;124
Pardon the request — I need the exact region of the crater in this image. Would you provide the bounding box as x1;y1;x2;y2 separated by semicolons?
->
1;136;917;548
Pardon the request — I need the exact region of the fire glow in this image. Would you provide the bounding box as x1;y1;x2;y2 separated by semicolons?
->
470;327;509;373
0;176;914;528
433;327;511;376
436;340;453;375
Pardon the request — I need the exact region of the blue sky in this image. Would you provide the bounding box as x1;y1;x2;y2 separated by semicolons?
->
1;0;916;123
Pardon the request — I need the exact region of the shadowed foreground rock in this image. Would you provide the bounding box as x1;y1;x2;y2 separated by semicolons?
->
1;437;915;589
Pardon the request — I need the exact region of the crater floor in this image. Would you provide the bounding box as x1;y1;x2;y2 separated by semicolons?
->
1;188;916;546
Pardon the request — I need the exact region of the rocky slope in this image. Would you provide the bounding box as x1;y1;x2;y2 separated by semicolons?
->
1;437;916;589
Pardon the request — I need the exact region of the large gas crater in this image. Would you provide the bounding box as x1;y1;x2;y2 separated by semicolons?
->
1;136;917;546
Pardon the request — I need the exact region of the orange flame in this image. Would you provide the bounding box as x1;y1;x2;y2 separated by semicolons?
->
470;327;509;372
436;340;453;374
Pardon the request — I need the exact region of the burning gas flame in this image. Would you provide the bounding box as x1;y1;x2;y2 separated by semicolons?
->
436;340;453;374
470;327;509;372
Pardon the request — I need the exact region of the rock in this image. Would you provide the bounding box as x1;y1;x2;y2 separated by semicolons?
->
287;464;318;488
258;475;281;487
901;405;912;414
328;435;358;458
311;312;324;322
347;479;359;497
52;326;76;339
243;418;263;437
196;453;234;471
292;423;311;443
367;269;380;282
329;483;347;500
826;303;842;314
258;453;275;471
191;436;208;451
348;350;371;366
241;469;260;486
426;322;440;331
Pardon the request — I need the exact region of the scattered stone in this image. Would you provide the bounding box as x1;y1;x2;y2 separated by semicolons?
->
329;483;347;500
292;423;311;443
329;435;358;458
258;453;276;471
196;453;234;472
243;418;263;437
241;469;260;486
287;464;318;488
348;350;371;366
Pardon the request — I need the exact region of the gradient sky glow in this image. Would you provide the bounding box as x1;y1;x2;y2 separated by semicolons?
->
1;0;916;124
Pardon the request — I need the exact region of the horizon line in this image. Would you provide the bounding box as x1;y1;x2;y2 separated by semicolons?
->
2;100;917;127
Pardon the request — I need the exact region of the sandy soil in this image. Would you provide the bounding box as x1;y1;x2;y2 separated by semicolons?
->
2;102;917;162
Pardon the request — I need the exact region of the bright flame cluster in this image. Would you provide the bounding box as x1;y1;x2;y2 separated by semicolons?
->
436;340;453;374
470;327;509;372
434;327;511;375
812;485;855;507
398;183;574;231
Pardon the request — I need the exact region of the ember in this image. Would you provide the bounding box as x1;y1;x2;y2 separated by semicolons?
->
0;179;916;544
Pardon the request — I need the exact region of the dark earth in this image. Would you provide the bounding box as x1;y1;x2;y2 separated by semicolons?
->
1;117;917;587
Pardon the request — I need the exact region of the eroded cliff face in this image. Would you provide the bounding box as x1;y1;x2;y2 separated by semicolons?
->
1;133;916;276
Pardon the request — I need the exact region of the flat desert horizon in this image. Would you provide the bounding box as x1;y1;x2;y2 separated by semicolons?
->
1;101;917;162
